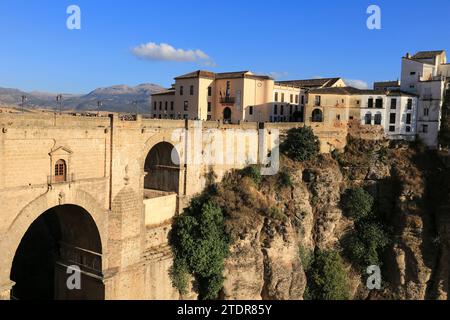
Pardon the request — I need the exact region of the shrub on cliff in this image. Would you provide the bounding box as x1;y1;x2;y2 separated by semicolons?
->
170;198;230;300
281;127;320;162
306;250;350;300
240;165;262;187
341;187;374;221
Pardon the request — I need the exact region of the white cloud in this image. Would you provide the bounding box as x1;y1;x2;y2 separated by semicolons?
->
344;79;369;89
266;71;289;79
132;42;214;65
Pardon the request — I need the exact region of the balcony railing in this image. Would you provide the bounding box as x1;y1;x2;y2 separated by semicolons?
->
220;96;235;104
47;173;74;185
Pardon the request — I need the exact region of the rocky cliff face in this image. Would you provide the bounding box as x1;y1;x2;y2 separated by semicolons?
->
211;136;450;300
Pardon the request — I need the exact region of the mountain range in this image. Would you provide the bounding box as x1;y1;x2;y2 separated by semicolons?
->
0;83;165;113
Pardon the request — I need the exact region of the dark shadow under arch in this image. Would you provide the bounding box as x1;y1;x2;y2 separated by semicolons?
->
10;205;104;300
144;142;180;194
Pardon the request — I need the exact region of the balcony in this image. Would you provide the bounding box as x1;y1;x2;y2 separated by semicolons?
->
220;96;235;105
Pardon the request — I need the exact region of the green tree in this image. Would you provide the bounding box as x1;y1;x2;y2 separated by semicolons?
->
170;199;230;300
307;250;350;300
341;187;374;221
281;127;320;162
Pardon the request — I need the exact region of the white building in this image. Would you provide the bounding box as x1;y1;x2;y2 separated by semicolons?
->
358;90;418;141
400;50;450;148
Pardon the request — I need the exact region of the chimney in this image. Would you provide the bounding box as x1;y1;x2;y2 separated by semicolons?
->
406;52;411;59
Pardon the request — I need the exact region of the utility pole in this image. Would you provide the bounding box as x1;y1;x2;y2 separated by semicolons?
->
21;95;27;113
56;94;63;115
97;101;102;116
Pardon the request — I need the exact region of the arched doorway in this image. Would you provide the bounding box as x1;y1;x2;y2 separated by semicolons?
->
311;109;323;122
10;205;104;300
223;107;232;123
144;142;180;194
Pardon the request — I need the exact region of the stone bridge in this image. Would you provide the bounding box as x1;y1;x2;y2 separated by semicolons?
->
0;113;346;300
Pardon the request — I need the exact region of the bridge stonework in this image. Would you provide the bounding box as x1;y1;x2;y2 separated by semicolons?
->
0;113;346;300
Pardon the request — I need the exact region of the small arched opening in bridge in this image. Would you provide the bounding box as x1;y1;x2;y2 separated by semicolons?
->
144;142;181;195
223;107;232;123
10;205;104;300
311;108;323;122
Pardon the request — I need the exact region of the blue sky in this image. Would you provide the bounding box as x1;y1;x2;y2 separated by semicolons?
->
0;0;449;93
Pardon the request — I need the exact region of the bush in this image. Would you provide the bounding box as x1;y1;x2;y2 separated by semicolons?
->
341;188;374;221
170;199;230;300
346;222;390;268
241;165;262;187
278;170;293;188
281;127;320;162
307;250;350;300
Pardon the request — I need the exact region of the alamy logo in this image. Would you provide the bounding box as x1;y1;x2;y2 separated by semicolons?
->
66;265;81;290
66;5;81;30
366;265;381;290
366;5;382;30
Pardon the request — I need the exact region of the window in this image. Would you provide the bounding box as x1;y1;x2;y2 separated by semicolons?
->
207;115;212;120
249;106;253;115
374;114;382;125
407;99;413;110
410;84;415;89
183;114;188;120
295;95;299;104
280;105;284;115
406;126;411;133
391;99;397;109
301;96;305;104
375;98;383;109
422;125;428;133
315;95;321;107
410;71;416;76
290;94;293;103
281;93;285;103
337;114;341;121
365;113;372;125
274;105;278;115
424;108;429;116
159;101;162;111
368;98;374;108
226;81;231;96
406;114;412;125
390;113;396;124
274;92;279;102
207;102;212;112
190;85;194;95
171;101;174;111
165;101;168;111
389;126;395;132
208;87;212;97
180;86;184;95
184;101;188;111
54;160;67;183
154;101;157;110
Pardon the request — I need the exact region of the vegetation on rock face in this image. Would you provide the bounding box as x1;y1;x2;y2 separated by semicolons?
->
305;250;350;300
341;187;374;221
241;165;262;187
170;197;230;300
281;127;320;162
340;187;390;271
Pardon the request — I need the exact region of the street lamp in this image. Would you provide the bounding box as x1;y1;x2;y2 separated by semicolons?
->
56;94;63;115
97;101;103;116
20;95;27;113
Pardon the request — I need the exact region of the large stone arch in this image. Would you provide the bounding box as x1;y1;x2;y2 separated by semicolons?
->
0;187;108;297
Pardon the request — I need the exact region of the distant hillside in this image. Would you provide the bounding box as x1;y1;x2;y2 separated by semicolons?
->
0;83;165;113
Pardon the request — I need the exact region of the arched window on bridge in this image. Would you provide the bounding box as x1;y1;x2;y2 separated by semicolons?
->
54;160;67;183
144;142;180;195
